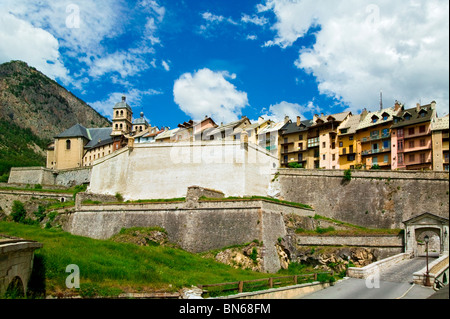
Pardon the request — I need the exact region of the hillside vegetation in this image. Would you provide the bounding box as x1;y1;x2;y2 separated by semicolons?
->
0;60;111;178
0;222;280;298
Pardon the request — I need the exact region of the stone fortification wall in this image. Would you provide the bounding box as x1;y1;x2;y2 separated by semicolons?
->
277;169;449;229
88;141;278;201
7;167;91;187
66;198;309;273
8;167;55;186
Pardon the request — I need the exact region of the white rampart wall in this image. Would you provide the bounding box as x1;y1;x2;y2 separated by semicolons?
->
88;141;279;201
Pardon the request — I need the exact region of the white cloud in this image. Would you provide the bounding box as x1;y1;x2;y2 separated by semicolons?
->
0;0;166;85
246;35;258;41
89;88;162;119
202;12;226;23
0;12;70;83
259;0;449;115
241;14;268;26
162;60;170;72
173;68;249;123
261;101;321;122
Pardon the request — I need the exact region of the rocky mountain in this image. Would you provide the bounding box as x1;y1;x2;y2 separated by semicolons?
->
0;60;111;177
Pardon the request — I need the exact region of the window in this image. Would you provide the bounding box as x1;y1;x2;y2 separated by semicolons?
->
372;143;379;150
308;137;319;148
398;140;404;151
420;112;426;118
347;155;356;161
323;154;326;160
332;154;336;161
382;128;389;137
372;157;378;164
66;140;71;150
339;142;343;147
340;129;348;134
283;155;288;164
299;135;303;140
284;138;288;144
398;154;403;164
298;154;303;162
314;150;320;158
349;136;354;141
298;143;303;150
420;139;426;147
405;114;412;121
383;140;390;149
349;145;354;153
384;155;389;163
409;154;415;162
409;141;415;149
419;125;426;133
383;114;389;121
372;117;378;123
408;128;415;135
323;142;326;148
398;129;404;137
420;153;426;163
371;130;379;138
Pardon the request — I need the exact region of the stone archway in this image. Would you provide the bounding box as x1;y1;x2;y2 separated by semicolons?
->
5;276;25;298
403;213;449;257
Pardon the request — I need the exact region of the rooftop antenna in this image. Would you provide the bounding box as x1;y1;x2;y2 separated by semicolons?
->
380;90;383;111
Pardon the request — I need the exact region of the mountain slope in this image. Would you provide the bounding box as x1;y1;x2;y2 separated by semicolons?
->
0;60;111;177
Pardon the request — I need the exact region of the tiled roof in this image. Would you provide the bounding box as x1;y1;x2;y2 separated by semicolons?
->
85;128;113;149
431;114;449;131
55;124;90;139
357;107;400;130
258;122;285;135
155;128;180;140
391;104;435;129
204;117;249;137
280;119;313;135
339;114;362;135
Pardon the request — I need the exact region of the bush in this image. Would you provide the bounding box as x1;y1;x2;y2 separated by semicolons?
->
288;162;303;169
115;193;124;202
11;201;27;223
343;169;352;181
34;184;43;190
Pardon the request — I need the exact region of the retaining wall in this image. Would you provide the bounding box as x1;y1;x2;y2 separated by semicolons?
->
277;169;449;229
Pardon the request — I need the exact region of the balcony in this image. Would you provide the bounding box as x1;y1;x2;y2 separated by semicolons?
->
361;147;391;156
281;141;294;146
339;148;356;156
404;129;431;139
362;133;390;143
403;143;432;153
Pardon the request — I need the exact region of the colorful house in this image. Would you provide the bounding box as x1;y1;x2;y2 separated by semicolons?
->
279;116;314;168
431;114;449;171
391;102;437;170
355;105;402;170
337;114;362;170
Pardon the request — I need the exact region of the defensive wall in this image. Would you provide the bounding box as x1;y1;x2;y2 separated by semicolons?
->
8;167;91;188
66;195;314;273
275;169;449;229
88;141;279;201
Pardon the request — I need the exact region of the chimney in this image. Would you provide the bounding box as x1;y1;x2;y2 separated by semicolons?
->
416;103;421;112
431;101;436;110
321;113;324;118
394;101;401;112
313;114;319;122
297;116;301;127
360;108;368;121
258;116;264;124
284;116;290;124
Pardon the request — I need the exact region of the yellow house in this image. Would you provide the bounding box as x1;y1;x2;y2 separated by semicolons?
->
337;114;362;170
355;105;402;170
431;115;449;171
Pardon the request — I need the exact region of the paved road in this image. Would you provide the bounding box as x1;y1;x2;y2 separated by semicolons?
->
296;257;438;299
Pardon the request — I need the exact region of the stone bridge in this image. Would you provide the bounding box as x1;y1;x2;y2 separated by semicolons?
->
0;236;42;297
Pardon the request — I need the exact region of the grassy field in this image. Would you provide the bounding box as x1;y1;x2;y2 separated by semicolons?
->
0;221;309;298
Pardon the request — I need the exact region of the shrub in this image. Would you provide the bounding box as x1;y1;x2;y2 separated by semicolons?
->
288;162;303;169
343;169;352;181
34;184;43;190
115;193;124;202
11;201;27;223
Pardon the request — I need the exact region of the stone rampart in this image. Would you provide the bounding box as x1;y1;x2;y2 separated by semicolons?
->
88;142;279;201
277;169;449;229
65;198;310;273
7;167;91;188
347;252;412;279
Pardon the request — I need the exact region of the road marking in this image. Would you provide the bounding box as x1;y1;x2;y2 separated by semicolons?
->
396;284;415;299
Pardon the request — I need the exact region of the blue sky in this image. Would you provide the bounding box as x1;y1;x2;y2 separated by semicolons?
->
0;0;448;130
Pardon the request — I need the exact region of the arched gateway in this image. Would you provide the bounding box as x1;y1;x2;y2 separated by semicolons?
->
403;213;449;257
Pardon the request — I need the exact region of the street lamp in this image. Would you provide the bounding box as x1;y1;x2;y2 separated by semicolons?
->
424;235;431;287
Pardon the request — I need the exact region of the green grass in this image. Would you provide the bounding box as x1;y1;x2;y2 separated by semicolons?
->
294;214;403;236
0;185;76;194
0;222;285;298
199;196;313;210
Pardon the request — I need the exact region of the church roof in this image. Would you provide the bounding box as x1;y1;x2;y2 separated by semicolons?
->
55;124;90;139
113;96;132;112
